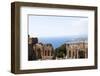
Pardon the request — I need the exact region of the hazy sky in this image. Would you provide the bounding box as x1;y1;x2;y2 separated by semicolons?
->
29;15;88;38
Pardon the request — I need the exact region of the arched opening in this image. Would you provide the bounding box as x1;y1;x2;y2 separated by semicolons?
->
48;50;50;56
78;50;85;58
69;50;71;58
37;48;42;59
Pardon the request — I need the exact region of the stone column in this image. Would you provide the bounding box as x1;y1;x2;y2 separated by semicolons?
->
71;50;72;59
49;50;51;56
44;50;45;56
77;50;79;58
85;48;88;58
46;50;48;56
67;49;69;59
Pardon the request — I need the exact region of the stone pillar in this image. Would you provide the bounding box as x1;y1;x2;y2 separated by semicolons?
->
73;50;75;59
46;50;48;56
71;51;72;58
44;50;45;56
67;49;69;59
85;51;86;58
41;49;43;59
77;50;79;58
49;50;51;56
85;48;88;58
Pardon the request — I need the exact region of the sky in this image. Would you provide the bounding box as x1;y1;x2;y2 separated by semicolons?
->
29;15;88;38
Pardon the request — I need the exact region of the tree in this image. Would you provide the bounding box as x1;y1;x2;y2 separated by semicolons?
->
55;43;67;59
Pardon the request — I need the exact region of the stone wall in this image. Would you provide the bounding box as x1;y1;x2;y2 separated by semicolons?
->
66;41;88;59
28;36;54;60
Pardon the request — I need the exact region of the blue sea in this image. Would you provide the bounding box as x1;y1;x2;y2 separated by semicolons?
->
38;36;88;49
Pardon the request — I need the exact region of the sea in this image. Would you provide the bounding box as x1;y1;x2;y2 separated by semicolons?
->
38;36;88;49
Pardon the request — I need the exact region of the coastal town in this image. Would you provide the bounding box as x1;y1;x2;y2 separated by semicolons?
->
28;35;88;61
